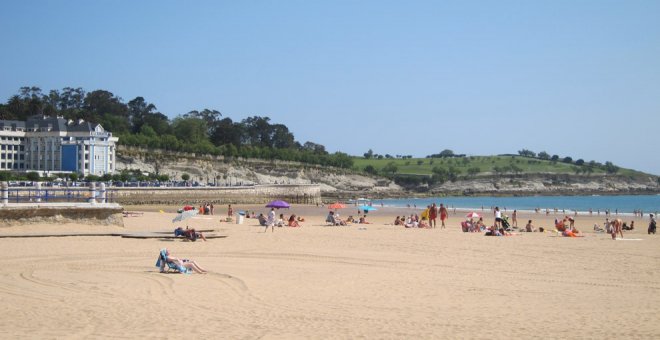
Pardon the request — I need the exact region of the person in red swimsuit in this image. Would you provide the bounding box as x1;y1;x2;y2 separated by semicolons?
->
429;203;438;228
439;203;448;229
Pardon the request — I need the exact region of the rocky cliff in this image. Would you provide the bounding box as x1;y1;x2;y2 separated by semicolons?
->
427;173;660;196
116;147;403;198
116;147;660;198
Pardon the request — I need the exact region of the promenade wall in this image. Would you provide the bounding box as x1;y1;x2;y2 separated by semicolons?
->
112;184;322;205
0;203;124;227
1;182;322;206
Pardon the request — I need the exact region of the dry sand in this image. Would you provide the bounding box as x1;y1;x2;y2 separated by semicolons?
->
1;204;659;339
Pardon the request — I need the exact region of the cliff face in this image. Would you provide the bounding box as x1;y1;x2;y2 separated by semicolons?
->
428;174;660;196
115;147;403;196
116;147;659;197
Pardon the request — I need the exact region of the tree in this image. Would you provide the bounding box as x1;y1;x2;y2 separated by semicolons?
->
171;116;208;144
0;171;12;181
240;116;274;147
439;149;454;157
538;151;550;160
210;117;242;147
431;166;449;184
447;166;461;182
184;109;222;135
575;159;585;166
584;165;595;176
382;162;398;175
26;172;40;182
467;167;481;177
181;173;190;181
127;96;157;133
364;165;377;175
69;173;78;182
518;149;536;158
364;149;374;159
302;142;327;155
562;156;573;163
551;155;559;162
270;124;296;149
604;161;619;174
417;160;424;166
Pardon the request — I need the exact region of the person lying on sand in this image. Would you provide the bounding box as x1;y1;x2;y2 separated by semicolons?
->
174;226;207;241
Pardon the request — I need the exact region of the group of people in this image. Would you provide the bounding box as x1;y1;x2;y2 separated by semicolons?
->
394;214;431;228
461;217;486;232
420;203;449;228
197;202;215;215
326;211;349;226
262;208;305;232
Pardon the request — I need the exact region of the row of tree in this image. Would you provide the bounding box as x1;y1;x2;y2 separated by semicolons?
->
0;86;353;169
517;149;619;174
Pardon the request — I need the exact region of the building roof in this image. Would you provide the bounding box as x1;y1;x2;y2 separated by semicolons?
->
0;115;106;134
0;120;25;129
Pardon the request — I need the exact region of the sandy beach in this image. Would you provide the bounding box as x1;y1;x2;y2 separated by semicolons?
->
1;204;659;339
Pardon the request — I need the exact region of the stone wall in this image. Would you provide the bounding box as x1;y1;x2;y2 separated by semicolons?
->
0;204;125;227
109;184;321;205
1;182;322;206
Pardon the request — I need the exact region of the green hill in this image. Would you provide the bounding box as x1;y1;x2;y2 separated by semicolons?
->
352;155;648;179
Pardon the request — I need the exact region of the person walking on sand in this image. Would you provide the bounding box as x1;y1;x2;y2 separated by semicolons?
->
265;208;276;233
439;203;448;229
228;204;233;217
429;203;438;228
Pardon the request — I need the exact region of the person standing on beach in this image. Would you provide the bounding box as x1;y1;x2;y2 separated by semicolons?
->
228;204;233;217
494;207;502;229
611;218;624;240
649;214;657;234
265;208;276;232
429;203;438;228
439;204;448;229
512;210;518;228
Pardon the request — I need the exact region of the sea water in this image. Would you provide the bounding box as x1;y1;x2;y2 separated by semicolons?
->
377;195;660;215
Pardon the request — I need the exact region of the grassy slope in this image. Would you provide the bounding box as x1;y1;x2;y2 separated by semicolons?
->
352;155;648;179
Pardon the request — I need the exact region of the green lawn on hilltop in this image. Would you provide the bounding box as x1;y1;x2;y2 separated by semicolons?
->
352;155;645;178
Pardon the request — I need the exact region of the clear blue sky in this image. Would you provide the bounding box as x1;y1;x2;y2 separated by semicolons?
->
1;1;659;174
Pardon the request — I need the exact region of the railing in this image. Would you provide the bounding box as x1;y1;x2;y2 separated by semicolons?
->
1;182;116;204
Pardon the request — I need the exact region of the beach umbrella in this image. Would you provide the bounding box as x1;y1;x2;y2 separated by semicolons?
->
173;209;198;223
266;200;290;209
328;202;346;210
359;205;377;212
465;212;481;219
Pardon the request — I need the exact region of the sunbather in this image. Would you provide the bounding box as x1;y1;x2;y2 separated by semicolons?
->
525;220;536;232
288;214;302;227
158;248;207;274
174;226;207;241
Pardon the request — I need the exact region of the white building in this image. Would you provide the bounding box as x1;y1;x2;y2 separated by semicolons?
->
0;115;118;176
